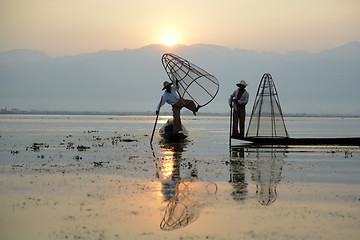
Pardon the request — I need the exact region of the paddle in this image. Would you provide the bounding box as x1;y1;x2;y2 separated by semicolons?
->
150;113;159;145
229;104;233;149
150;96;163;145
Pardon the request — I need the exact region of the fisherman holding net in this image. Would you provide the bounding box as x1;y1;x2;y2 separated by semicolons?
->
229;80;249;139
156;80;200;133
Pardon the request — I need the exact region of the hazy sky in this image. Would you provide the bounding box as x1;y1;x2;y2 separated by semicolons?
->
1;0;360;57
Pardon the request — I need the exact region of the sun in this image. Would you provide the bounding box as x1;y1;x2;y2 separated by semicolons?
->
162;34;177;45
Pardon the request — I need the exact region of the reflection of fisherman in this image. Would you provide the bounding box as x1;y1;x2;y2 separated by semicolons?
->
157;142;217;231
229;80;249;139
156;80;200;133
229;147;248;201
159;141;186;201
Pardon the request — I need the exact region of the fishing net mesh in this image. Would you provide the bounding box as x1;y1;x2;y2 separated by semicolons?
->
246;73;289;138
162;53;219;107
160;181;218;231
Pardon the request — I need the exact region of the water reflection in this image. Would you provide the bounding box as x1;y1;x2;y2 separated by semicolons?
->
157;140;189;200
229;147;248;201
231;146;287;206
156;140;218;230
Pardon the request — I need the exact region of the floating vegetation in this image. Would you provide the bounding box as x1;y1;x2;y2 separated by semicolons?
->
111;135;122;145
66;142;75;150
73;156;82;160
345;150;353;158
109;133;139;145
121;138;138;142
77;145;90;151
86;130;98;133
26;143;49;151
92;136;102;141
11;150;20;155
93;161;109;167
93;161;103;167
93;143;104;148
327;148;353;158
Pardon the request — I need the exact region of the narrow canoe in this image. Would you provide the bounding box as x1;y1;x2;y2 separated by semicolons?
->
232;136;360;145
159;120;189;141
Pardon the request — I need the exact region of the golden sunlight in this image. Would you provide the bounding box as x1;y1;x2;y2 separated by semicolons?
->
162;34;177;45
161;155;174;179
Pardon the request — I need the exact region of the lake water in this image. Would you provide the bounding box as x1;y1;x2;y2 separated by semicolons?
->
1;114;359;183
0;114;359;239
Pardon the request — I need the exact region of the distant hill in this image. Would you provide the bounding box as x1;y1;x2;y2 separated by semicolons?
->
1;42;360;115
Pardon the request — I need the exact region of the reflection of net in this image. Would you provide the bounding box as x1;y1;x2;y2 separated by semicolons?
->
248;147;285;206
246;73;289;138
162;53;219;107
160;181;218;231
257;185;277;206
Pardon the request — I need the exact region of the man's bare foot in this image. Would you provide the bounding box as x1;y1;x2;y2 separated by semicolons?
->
193;105;201;116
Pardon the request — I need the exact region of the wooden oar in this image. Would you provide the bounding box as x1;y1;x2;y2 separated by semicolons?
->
229;104;233;149
150;113;159;145
150;97;163;145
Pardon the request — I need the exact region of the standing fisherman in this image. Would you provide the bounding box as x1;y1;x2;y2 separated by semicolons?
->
229;80;249;139
156;80;200;133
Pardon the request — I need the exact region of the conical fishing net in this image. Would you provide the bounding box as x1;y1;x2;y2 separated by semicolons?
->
162;53;219;107
246;73;289;138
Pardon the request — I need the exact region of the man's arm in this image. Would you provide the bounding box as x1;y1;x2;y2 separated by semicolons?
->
229;90;236;106
156;95;165;113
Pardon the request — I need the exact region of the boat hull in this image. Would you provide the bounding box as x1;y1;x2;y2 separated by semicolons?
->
159;132;188;141
234;137;360;145
159;120;189;141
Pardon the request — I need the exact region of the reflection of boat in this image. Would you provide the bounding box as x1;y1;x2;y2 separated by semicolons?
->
159;119;189;141
239;137;360;146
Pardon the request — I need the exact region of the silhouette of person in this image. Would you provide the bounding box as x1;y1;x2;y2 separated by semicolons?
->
156;80;200;133
229;80;249;139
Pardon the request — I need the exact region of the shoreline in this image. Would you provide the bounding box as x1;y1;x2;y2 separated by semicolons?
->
1;111;360;118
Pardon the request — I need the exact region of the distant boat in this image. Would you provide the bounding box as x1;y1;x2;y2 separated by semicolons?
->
159;119;189;141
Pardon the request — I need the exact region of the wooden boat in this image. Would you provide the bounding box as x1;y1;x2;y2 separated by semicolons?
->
232;136;360;146
159;119;189;141
230;74;360;147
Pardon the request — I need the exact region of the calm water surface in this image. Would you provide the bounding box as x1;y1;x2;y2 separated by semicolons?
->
1;114;360;239
0;114;360;182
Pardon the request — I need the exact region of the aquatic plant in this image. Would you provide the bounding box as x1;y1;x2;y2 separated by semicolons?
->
77;145;90;151
26;143;49;151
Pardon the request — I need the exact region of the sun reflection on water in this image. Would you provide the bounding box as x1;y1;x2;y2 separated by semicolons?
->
161;154;174;180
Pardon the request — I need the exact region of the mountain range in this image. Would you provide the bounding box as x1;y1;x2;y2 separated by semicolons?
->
1;41;360;115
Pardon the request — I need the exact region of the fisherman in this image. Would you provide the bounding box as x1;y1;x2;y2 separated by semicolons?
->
156;80;199;133
229;80;249;139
